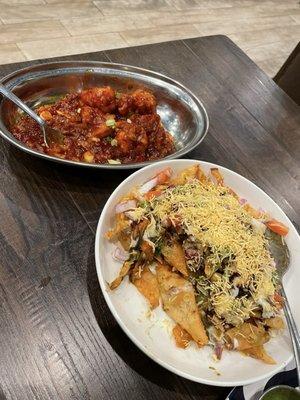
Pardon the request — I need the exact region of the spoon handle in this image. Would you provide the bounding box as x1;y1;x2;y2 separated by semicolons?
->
282;286;300;386
0;84;45;127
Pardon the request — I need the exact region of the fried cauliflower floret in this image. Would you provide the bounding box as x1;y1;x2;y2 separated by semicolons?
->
115;121;148;154
132;89;157;114
117;93;135;116
80;86;116;113
80;105;95;124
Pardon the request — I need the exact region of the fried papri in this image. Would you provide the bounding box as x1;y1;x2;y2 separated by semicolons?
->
264;316;285;330
242;345;276;365
156;262;208;347
225;323;270;351
171;164;199;185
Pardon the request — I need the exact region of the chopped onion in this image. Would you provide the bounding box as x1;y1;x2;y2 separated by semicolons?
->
139;168;172;195
251;218;266;234
112;247;129;262
139;177;158;195
239;198;247;205
115;200;137;214
106;118;116;128
230;286;239;298
233;338;239;349
214;342;223;360
110;138;118;146
108;159;121;164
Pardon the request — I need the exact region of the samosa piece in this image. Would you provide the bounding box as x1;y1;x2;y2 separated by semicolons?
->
225;323;270;351
161;240;188;277
156;262;208;347
131;266;160;309
173;324;192;349
242;345;276;365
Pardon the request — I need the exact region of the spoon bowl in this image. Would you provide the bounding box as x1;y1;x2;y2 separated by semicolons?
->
0;83;64;147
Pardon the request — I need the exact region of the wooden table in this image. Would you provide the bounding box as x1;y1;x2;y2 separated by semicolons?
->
0;35;299;400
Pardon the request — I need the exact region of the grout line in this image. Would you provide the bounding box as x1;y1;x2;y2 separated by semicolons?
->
57;20;72;37
91;0;105;16
118;32;131;46
15;43;30;60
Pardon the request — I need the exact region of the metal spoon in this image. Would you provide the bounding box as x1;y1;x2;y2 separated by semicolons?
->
259;231;300;399
0;83;64;147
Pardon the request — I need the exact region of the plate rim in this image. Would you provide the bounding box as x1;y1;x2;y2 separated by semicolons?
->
0;61;209;170
94;159;298;386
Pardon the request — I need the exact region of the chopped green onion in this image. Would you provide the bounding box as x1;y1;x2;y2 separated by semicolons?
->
106;119;116;128
110;138;118;147
104;136;112;143
115;91;122;99
108;159;121;165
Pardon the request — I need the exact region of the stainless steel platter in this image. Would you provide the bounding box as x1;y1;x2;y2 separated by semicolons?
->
0;61;209;169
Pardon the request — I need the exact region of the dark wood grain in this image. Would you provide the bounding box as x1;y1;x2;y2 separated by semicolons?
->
0;35;299;400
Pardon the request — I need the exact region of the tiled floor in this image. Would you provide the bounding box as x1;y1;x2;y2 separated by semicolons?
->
0;0;299;77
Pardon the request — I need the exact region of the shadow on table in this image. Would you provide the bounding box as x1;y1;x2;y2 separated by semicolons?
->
86;242;229;399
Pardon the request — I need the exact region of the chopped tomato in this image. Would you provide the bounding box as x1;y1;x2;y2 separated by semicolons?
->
155;167;172;185
266;219;289;236
144;189;162;200
273;292;284;308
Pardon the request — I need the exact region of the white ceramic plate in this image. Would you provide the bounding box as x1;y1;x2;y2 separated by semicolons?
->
95;159;300;387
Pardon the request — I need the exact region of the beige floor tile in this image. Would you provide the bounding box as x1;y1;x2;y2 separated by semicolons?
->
0;43;26;63
144;5;300;27
0;20;69;44
194;15;296;36
61;14;154;37
0;0;298;78
0;0;44;3
120;23;199;46
230;25;300;51
256;1;300;12
236;40;297;63
142;9;217;26
257;55;287;78
45;0;90;2
17;32;127;60
168;0;299;11
94;0;172;15
168;0;232;10
290;13;300;23
0;2;102;24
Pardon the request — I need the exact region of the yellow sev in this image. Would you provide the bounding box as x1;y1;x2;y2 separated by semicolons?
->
149;179;276;325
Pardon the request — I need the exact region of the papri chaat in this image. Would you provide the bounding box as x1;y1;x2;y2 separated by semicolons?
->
106;164;289;364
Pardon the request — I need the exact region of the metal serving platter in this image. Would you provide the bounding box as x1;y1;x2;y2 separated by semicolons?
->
0;61;209;169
